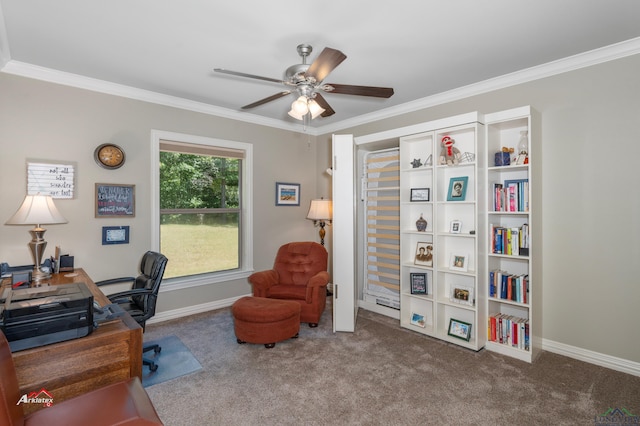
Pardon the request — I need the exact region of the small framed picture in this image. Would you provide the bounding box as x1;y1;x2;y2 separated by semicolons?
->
447;176;468;201
449;253;469;272
450;220;462;234
450;285;474;306
102;226;130;245
448;318;472;341
411;312;426;328
414;242;433;267
275;182;300;206
410;273;428;295
410;188;430;202
95;183;135;217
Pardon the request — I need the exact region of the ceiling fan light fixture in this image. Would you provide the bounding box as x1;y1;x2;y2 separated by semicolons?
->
308;99;325;119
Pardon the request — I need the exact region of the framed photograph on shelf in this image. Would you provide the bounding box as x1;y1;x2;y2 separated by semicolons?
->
448;318;472;341
450;220;462;234
410;312;426;328
450;285;474;306
447;176;468;201
102;226;130;245
275;182;300;206
449;253;469;272
414;242;433;267
95;183;135;217
410;188;430;202
410;273;428;295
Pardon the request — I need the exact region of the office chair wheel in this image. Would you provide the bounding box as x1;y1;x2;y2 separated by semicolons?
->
148;362;158;372
154;346;161;354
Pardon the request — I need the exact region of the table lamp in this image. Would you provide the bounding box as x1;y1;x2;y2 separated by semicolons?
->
5;194;67;283
306;198;332;246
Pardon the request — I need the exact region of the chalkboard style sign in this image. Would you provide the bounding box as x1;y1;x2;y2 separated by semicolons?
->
27;160;76;199
95;183;135;217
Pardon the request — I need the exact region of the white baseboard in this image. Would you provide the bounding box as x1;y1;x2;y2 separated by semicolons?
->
146;296;639;378
542;338;640;377
146;294;249;325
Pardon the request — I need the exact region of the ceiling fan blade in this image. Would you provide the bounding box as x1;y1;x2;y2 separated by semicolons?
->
304;47;347;83
214;68;284;84
322;83;394;98
313;93;335;117
241;91;291;109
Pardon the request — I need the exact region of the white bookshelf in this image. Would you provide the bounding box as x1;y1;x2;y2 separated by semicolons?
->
399;115;486;350
484;106;541;362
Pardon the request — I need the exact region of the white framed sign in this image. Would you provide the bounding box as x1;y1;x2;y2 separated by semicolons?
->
27;160;76;199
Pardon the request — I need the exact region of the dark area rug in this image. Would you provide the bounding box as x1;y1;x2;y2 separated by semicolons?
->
141;334;202;388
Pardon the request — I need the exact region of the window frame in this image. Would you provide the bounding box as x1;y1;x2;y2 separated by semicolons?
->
150;130;253;291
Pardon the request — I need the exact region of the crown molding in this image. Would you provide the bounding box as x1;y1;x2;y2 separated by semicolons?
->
2;37;639;137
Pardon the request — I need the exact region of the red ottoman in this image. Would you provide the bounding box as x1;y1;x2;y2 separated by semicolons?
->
232;296;301;348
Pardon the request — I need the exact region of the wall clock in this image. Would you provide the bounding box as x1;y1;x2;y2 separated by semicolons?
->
94;143;125;169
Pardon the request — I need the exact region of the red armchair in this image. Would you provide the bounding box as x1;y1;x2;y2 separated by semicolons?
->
249;242;330;327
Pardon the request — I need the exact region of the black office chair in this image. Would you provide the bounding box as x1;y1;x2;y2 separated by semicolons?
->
96;251;168;372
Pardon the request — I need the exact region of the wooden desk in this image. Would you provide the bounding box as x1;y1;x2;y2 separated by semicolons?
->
2;269;142;414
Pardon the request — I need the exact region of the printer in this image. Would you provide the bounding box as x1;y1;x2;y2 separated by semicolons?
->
0;282;94;351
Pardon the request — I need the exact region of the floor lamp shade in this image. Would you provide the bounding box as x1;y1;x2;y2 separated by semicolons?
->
306;199;332;245
5;194;68;282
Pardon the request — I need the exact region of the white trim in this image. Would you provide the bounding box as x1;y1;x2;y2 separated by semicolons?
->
542;338;640;377
147;294;248;325
149;130;254;284
2;38;640;136
159;270;253;292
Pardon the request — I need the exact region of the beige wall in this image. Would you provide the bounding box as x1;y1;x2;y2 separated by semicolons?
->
2;52;639;365
0;73;321;312
319;54;640;363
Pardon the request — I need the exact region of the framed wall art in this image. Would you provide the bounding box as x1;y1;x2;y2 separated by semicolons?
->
410;188;430;202
275;182;300;206
449;253;469;272
102;226;130;245
414;242;433;267
95;183;135;217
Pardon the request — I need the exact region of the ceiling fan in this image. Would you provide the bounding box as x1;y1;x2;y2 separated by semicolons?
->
214;44;394;120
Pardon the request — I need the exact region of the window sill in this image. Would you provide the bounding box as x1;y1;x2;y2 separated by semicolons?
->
159;269;254;292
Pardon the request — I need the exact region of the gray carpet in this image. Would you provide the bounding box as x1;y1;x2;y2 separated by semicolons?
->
142;334;202;387
143;299;640;425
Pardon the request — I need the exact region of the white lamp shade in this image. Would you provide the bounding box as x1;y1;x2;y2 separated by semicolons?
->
6;194;67;226
288;108;305;120
308;99;325;119
306;199;333;221
291;96;309;115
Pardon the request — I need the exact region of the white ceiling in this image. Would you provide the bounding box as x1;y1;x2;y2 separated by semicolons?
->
2;1;640;133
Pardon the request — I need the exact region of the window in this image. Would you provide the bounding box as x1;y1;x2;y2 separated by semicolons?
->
151;131;253;287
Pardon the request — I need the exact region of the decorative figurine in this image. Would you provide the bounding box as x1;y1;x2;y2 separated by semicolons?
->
411;158;422;168
416;214;427;232
439;136;461;165
515;130;529;165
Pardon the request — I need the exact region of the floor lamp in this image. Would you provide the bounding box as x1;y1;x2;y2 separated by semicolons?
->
5;194;67;283
306;198;332;246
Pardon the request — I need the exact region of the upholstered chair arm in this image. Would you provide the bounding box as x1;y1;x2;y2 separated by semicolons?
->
305;271;330;303
248;269;280;297
107;287;154;304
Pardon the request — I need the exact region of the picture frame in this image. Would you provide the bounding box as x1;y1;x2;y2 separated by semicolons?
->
450;219;462;234
95;183;135;217
102;226;130;245
410;273;428;295
410;312;426;328
275;182;300;206
27;159;77;199
414;242;433;267
448;318;472;341
410;188;430;202
449;253;469;272
447;176;468;201
450;285;474;306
